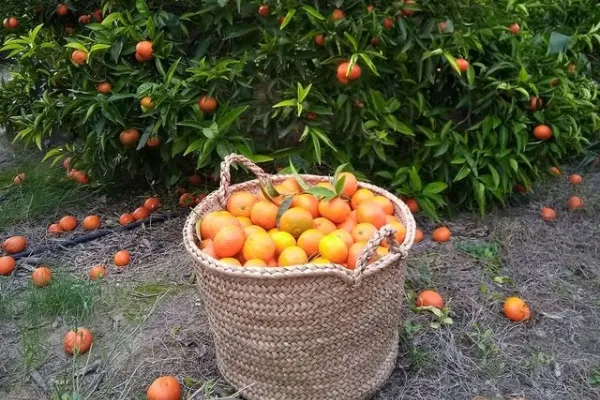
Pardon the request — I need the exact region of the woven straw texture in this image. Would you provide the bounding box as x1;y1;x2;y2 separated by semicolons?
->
183;154;416;400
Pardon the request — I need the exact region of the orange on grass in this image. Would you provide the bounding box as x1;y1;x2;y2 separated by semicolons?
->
114;250;131;267
59;216;78;232
120;128;140;147
119;213;135;226
220;257;242;266
270;231;296;255
372;196;394;215
198;95;217;113
32;266;52;287
244;258;267;267
569;174;583;185
63;328;93;355
243;231;276;262
13;173;25;185
414;228;424;243
351;223;377;243
147;376;181;400
312;257;331;265
318;234;348;264
338;172;358;197
503;297;531;322
132;207;150;221
291;194;320;218
567;196;584;210
236;216;252;227
213;225;246;258
96;82;112;94
0;256;16;276
549;166;562;176
297;229;324;257
533;124;552;141
141;96;154;109
48;224;63;236
350;188;375;210
227;191;258;218
356;201;386;228
278;246;308;267
432;226;451;243
318;198;351;224
2;236;27;254
331;229;354;249
143;197;161;212
279;207;314;238
416;290;444;308
250;201;279;230
243;224;266;237
136;41;153;58
89;265;106;280
540;207;557;222
71;50;87;65
347;241;368;269
314;217;337;234
82;215;101;231
456;58;469;72
179;193;196;208
336;217;357;233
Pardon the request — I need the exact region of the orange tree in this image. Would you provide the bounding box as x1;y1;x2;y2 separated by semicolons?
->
1;0;599;218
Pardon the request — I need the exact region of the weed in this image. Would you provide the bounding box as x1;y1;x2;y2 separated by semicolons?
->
456;241;503;273
467;325;505;376
589;369;600;387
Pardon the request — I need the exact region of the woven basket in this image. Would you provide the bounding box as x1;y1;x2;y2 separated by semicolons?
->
183;154;416;400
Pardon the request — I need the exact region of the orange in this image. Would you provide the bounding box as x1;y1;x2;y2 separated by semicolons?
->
527;96;543;111
336;217;357;233
270;231;296;255
114;250;131;267
318;198;351;224
509;22;520;35
213;225;246;258
279;207;314;238
200;211;231;239
280;178;302;194
347;241;368;269
432;226;451;243
56;3;69;16
312;257;330;265
48;224;63;236
372;196;394;215
32;266;52;287
206;214;239;240
0;256;16;276
96;82;112;95
236;216;252;227
243;231;276;262
314;34;325;46
8;17;19;29
404;198;420;213
316;181;334;191
350;188;374;209
120;128;140;147
297;229;324;257
569;174;583;185
314;217;337;234
71;50;87;65
266;258;278;267
63;328;93;355
389;221;407;244
533;124;552;141
136;41;153;58
414;228;424;243
243;224;266;237
375;246;388;260
73;171;89;185
540;207;557;222
258;4;270;17
291;194;320;218
227;191;258;217
336;62;361;81
147;376;181;400
244;258;267;267
2;236;27;254
250;201;279;230
503;297;531;322
332;8;345;21
338;172;358;197
59;216;78;232
356;201;386;228
318;234;348;264
132;207;150;221
567;196;584;210
89;265;106;280
198;95;217;113
13;172;25;185
351;223;377;243
331;229;354;248
416;290;444;308
549;166;561;176
146;137;161;147
119;213;135;226
201;242;217;258
141;96;154;109
456;58;469;72
179;193;196;208
386;215;398;223
383;17;394;29
82;215;101;230
144;197;161;212
278;246;308;267
220;257;242;266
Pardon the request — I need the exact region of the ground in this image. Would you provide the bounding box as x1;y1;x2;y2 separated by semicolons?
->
1;135;599;400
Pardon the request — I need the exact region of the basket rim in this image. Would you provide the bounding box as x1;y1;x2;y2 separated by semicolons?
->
183;173;416;286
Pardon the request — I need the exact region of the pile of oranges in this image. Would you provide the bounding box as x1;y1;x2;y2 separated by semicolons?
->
194;172;412;269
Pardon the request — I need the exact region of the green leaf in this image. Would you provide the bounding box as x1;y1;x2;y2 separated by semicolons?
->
423;182;447;195
305;186;336;199
276;196;294;227
273;99;297;108
280;9;296;30
454;165;471;182
288;159;310;191
166;58;181;85
224;24;258;40
344;32;359;52
409;167;422;192
467;65;475;86
136;0;151;17
302;5;325;20
217;105;248;132
443;52;461;74
358;53;379;76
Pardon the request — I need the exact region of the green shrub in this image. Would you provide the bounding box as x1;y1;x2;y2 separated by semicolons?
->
1;0;599;219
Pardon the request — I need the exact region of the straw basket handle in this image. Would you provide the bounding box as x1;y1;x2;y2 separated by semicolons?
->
353;224;408;285
216;154;267;208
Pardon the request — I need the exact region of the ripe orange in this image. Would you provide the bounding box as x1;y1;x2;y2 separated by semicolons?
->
318;198;351;224
13;173;25;185
383;17;394;29
8;17;19;29
2;236;27;254
147;376;181;400
32;266;52;287
243;231;276;262
179;193;196;208
96;82;112;94
336;62;361;81
371;37;381;46
0;256;16;276
314;217;337;234
78;15;91;24
280;177;302;194
71;50;87;65
405;198;420;213
533;124;552;141
56;4;69;16
89;265;106;280
540;207;557;222
214;225;246;258
144;197;161;212
92;9;103;22
386;215;398;223
338;172;358;197
270;231;296;255
132;207;150;221
350;188;375;209
250;201;279;230
198;95;217;113
119;213;135;226
135;52;151;62
569;174;583;185
141;96;155;109
314;34;325;46
509;23;520;34
567;196;584;210
136;41;153;58
375;246;389;260
243;224;267;237
120;128;140;147
48;224;63;236
318;234;348;264
316;181;334;191
278;246;308;267
432;226;451;243
297;229;324;257
503;297;531;322
199;211;229;239
456;58;469;72
258;4;270;17
267;257;278;267
279;207;314;238
331;229;354;249
73;171;89;185
291;194;320;218
82;215;101;230
220;257;242;266
372;196;394;215
146;137;161;147
346;241;369;269
63;328;93;355
59;216;78;232
200;240;217;258
416;290;444;308
527;96;543;111
236;216;252;227
244;258;267;267
389;220;407;244
549;166;561;176
414;228;424;243
114;250;131;267
351;223;377;243
227;191;258;218
206;215;239;240
332;8;345;21
356;201;387;228
439;21;447;32
312;257;331;265
336;216;357;233
401;0;415;15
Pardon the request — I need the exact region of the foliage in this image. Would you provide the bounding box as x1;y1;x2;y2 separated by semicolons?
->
1;0;600;219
